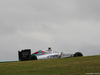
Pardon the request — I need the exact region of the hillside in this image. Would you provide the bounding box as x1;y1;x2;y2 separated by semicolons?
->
0;55;100;75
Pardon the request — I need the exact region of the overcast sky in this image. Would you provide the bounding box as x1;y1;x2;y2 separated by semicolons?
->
0;0;100;61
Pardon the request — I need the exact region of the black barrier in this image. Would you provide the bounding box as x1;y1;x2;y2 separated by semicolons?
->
18;49;31;61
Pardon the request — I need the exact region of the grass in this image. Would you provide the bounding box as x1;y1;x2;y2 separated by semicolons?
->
0;55;100;75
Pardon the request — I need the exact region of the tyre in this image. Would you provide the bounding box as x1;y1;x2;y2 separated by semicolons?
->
74;52;83;57
31;55;37;60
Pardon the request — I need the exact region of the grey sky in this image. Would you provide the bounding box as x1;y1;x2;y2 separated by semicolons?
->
0;0;100;61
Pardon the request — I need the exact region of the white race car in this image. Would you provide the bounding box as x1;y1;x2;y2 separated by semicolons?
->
31;47;83;60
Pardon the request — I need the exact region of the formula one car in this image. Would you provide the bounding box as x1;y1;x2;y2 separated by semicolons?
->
31;47;83;60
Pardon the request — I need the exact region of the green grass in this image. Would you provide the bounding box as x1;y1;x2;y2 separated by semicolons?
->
0;55;100;75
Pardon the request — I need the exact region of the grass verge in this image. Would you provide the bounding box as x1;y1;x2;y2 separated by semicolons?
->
0;55;100;75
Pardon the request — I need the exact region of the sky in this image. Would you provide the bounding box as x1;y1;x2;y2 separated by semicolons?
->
0;0;100;61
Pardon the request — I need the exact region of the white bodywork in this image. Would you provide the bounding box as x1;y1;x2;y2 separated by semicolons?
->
35;50;74;60
37;52;61;60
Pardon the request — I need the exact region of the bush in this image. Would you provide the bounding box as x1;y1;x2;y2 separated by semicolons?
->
74;52;83;57
31;55;37;60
